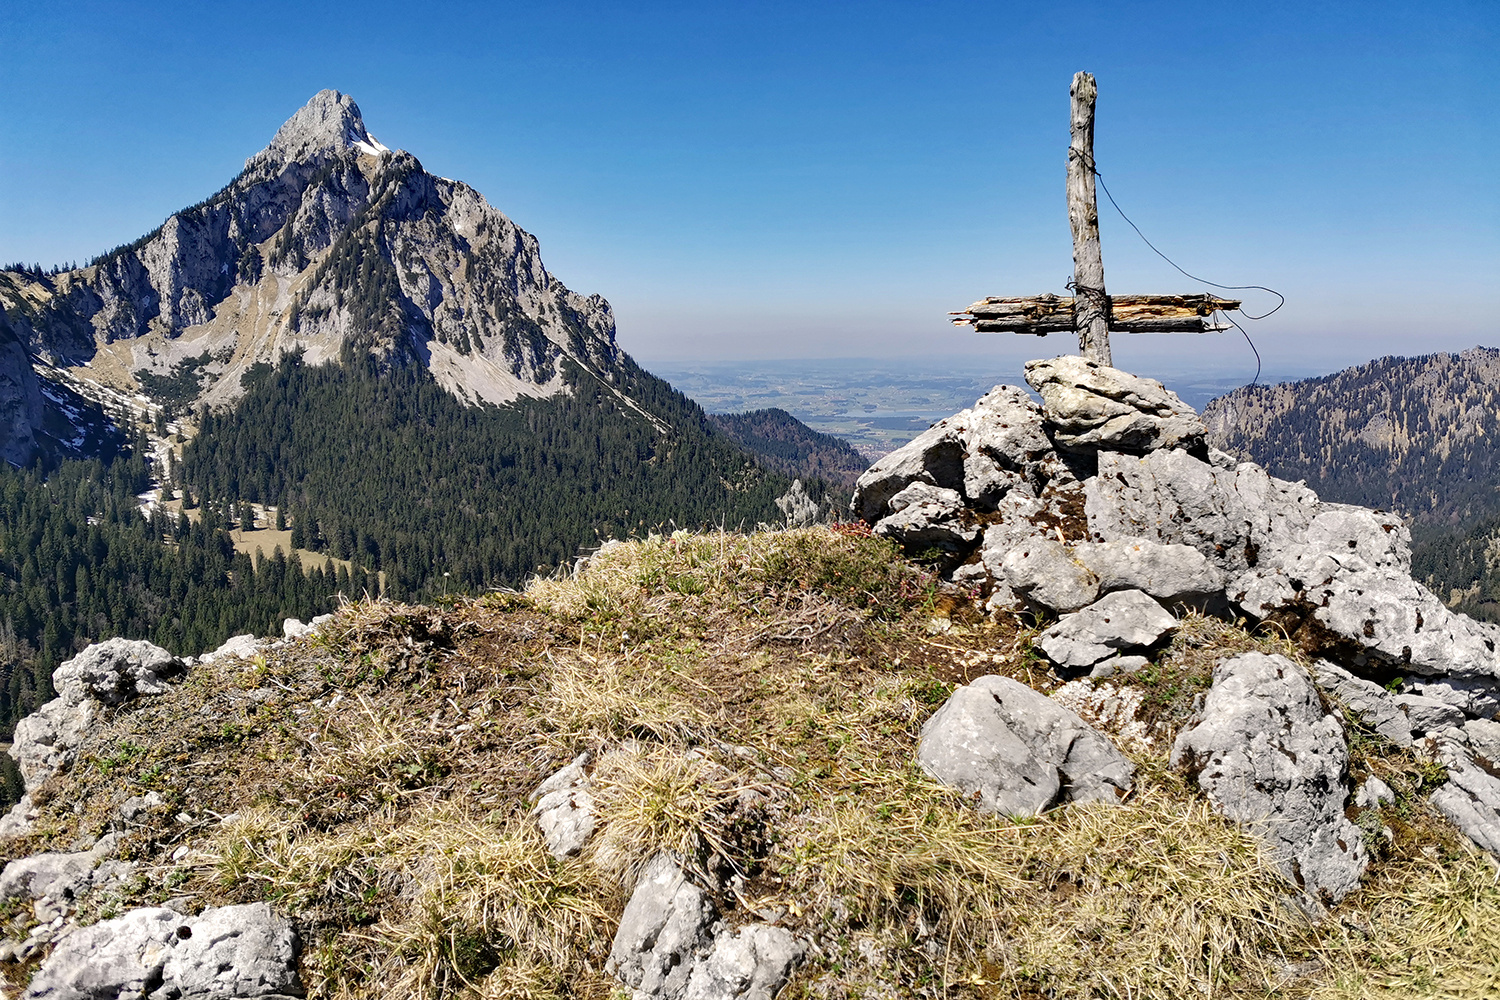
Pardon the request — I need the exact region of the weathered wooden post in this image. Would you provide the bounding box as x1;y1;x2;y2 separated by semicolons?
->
1067;71;1110;365
950;73;1243;347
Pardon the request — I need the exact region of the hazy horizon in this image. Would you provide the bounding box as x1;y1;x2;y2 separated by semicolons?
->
4;1;1495;380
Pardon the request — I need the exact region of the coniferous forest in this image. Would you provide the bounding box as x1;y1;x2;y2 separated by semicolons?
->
0;445;374;740
178;349;806;600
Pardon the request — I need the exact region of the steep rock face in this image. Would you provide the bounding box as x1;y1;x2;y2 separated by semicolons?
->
0;90;627;411
0;314;42;467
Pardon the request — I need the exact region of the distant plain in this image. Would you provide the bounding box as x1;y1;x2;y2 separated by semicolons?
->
656;357;1324;456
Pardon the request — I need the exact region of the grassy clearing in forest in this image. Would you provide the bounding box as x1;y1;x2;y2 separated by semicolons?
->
4;526;1498;999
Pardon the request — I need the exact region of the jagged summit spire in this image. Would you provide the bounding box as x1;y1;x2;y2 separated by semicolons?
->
246;89;390;170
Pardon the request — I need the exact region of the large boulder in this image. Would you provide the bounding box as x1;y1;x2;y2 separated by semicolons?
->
1171;653;1367;905
871;483;978;555
1072;538;1224;607
999;539;1100;614
918;674;1135;816
1024;355;1207;453
21;902;301;1000
850;385;1048;523
1036;589;1177;672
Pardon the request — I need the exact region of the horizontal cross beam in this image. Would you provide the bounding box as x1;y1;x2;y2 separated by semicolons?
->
950;293;1240;335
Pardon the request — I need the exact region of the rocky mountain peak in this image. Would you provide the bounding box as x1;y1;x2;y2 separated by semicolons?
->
246;89;389;170
1;88;635;423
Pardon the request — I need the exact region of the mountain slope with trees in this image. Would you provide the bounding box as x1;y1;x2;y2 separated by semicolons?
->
0;88;846;739
708;407;870;486
1203;347;1500;620
177;349;810;599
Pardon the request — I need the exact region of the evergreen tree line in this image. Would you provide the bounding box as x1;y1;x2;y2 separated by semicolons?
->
177;349;807;600
1412;517;1500;624
0;446;373;739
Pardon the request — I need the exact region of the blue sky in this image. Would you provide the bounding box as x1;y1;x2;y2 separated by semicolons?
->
2;0;1495;381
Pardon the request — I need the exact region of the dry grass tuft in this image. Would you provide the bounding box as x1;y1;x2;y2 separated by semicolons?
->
207;804;614;999
1313;847;1500;999
588;745;759;886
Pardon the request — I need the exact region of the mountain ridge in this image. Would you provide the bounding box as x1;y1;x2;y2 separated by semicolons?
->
0;89;630;422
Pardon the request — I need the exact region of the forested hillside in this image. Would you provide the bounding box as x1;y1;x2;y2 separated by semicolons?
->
0;447;374;739
1203;347;1500;620
177;350;813;598
708;407;870;487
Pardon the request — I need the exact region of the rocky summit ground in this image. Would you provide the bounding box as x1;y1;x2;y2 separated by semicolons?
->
4;357;1500;1000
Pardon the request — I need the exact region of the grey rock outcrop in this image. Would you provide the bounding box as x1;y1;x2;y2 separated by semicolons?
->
851;385;1048;524
1036;589;1177;672
607;854;803;1000
9;639;182;796
1171;653;1367;904
1391;694;1465;737
1310;661;1412;747
999;539;1099;613
1085;448;1500;716
202;634;263;663
280;615;331;641
531;754;597;859
872;483;977;555
0;834;122;905
21;902;301;1000
1024;355;1207;453
608;855;717;1000
918;674;1134;816
51;637;180;707
774;480;820;529
684;925;805;1000
1072;538;1224;607
1463;718;1500;764
1429;740;1500;855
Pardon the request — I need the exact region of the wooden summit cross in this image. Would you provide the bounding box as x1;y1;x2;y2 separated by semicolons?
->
952;72;1240;366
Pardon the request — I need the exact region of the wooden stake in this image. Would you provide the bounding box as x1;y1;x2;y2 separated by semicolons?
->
1067;71;1110;365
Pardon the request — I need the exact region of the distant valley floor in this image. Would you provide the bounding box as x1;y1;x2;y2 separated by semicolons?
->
656;358;1324;456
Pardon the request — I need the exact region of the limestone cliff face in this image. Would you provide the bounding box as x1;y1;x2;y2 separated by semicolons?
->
0;90;625;409
0;313;43;467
